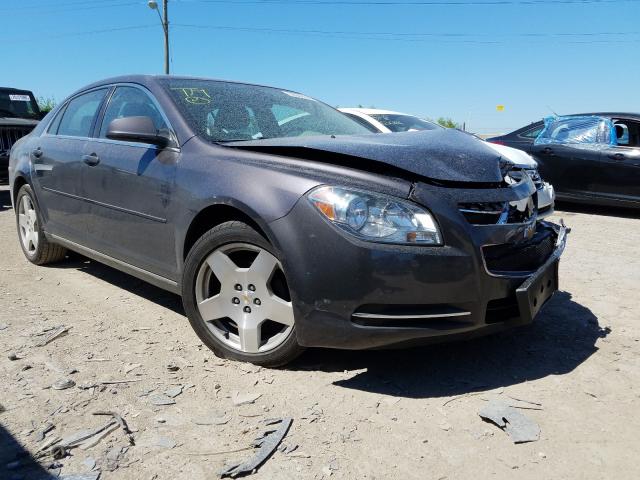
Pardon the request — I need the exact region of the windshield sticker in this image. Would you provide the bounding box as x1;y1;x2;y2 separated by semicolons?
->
171;87;211;105
281;91;315;101
9;94;30;102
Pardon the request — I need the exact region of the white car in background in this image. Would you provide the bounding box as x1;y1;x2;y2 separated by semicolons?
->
339;107;555;217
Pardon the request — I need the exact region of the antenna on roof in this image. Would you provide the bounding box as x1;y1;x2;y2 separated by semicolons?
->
546;105;559;117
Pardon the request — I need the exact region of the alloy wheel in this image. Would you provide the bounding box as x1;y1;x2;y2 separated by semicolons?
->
194;243;294;354
18;194;39;255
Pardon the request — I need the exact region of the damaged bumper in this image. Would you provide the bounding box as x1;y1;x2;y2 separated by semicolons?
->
269;179;568;350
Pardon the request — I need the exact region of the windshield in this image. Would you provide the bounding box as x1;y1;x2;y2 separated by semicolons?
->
161;79;370;142
0;90;40;119
369;113;441;133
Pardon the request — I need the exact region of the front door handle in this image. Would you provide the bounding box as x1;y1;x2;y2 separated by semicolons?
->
541;147;554;156
607;153;625;161
31;147;43;159
82;153;100;166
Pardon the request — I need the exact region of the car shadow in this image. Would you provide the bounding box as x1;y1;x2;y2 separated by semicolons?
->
0;188;11;212
556;201;640;219
51;251;184;315
0;423;55;480
291;291;609;399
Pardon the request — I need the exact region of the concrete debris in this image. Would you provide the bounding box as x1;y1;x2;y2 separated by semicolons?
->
193;413;229;426
82;456;97;471
479;400;540;444
232;391;262;406
35;326;69;347
58;473;101;480
149;393;176;406
164;385;183;398
219;417;292;478
105;445;125;471
8;352;19;361
52;378;76;390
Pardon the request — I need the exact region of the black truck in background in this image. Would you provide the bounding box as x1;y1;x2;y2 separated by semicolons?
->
1;87;43;183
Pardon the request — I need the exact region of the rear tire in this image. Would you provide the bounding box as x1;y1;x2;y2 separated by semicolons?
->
15;184;67;265
182;221;304;367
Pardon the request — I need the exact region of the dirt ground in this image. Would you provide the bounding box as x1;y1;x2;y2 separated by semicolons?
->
1;184;639;480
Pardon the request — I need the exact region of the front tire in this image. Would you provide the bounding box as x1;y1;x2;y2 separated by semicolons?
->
15;184;67;265
182;221;304;367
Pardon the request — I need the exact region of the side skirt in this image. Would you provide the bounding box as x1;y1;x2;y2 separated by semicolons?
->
46;233;181;295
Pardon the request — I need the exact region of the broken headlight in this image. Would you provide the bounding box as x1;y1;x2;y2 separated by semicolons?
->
307;186;442;245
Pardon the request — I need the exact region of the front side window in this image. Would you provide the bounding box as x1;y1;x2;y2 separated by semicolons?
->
161;79;370;142
99;86;168;138
57;89;107;138
535;116;615;146
369;114;440;133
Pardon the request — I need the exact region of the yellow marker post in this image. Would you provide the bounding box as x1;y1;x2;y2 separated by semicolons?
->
496;105;505;112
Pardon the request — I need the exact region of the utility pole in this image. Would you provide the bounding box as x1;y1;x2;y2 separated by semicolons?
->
163;0;169;75
148;0;170;75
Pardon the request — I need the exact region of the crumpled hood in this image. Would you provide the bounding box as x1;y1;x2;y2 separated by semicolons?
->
225;129;509;183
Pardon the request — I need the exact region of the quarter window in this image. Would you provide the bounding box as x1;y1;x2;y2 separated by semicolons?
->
99;86;168;139
57;89;107;138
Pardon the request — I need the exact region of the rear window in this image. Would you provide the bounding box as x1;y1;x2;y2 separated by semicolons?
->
0;90;40;120
369;114;440;133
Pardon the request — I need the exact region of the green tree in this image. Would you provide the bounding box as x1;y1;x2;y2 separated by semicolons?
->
436;117;461;129
37;96;56;114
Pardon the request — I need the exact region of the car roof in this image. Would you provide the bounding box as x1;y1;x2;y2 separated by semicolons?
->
339;107;406;116
71;74;300;98
0;87;34;94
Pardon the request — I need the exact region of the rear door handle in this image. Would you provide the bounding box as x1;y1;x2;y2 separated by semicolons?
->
82;153;100;166
607;153;625;161
31;147;43;159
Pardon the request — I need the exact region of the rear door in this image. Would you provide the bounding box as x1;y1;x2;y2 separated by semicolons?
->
81;85;179;279
33;88;108;241
596;118;640;202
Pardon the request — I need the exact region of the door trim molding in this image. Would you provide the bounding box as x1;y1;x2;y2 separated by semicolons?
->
41;186;167;223
47;232;180;294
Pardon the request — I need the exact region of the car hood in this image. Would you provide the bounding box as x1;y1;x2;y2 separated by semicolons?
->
0;117;39;127
225;129;510;183
485;142;537;168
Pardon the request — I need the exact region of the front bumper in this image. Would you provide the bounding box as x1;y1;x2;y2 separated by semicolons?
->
0;153;8;183
269;179;568;350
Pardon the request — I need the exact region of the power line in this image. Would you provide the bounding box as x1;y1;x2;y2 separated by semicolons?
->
0;1;140;13
178;0;640;5
0;25;157;45
173;23;640;43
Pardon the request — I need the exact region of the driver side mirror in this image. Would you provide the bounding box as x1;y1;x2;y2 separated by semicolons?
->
106;116;173;148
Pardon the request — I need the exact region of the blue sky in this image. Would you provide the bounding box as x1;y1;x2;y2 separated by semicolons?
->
2;0;639;133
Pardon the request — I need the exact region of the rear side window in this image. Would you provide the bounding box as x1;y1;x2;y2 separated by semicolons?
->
342;112;380;133
520;126;543;139
57;89;107;138
99;86;168;139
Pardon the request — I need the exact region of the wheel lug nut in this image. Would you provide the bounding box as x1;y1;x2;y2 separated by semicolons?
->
248;284;256;291
234;284;242;291
253;298;261;305
243;306;252;313
232;297;240;305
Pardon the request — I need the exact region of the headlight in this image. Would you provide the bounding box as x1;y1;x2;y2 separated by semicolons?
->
307;186;442;245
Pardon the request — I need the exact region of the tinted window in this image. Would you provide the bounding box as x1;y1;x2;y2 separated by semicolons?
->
369;114;440;133
161;79;370;142
520;126;543;139
342;112;381;133
99;86;168;138
57;89;107;138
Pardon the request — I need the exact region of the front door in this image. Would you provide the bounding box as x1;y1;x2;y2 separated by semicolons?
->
81;85;179;280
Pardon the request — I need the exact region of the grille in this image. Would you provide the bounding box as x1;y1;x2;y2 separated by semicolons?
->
459;201;506;225
0;126;34;155
482;228;555;274
509;167;543;189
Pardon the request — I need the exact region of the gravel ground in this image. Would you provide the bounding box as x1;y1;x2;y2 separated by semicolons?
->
1;184;639;480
